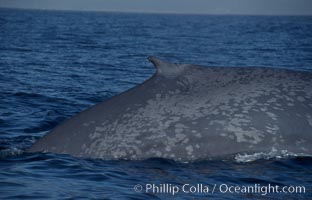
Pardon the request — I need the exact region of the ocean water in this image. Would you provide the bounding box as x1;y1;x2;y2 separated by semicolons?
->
0;8;312;199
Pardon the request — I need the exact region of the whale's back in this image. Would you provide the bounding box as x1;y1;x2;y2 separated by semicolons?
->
28;58;312;161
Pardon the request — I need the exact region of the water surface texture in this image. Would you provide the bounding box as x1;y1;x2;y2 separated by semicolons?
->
0;9;312;199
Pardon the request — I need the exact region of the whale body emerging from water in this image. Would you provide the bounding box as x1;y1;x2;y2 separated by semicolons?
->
28;57;312;161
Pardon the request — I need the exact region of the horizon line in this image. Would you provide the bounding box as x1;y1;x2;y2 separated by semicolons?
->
1;6;312;17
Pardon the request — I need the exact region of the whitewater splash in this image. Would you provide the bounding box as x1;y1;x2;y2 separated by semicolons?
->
234;147;312;163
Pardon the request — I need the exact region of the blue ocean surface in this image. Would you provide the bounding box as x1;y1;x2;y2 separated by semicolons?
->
0;8;312;199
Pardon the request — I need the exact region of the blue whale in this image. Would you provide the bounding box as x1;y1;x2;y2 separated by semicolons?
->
28;57;312;161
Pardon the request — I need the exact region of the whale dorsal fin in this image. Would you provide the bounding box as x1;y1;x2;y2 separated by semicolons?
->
148;56;189;78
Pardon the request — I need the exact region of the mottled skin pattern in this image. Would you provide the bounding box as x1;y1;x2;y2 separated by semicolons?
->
28;57;312;161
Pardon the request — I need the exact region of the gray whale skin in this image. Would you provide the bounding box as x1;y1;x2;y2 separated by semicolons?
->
28;57;312;161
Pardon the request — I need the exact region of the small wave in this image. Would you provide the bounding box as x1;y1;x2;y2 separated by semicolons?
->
0;136;37;155
0;148;24;158
0;47;32;52
12;92;48;99
234;148;311;163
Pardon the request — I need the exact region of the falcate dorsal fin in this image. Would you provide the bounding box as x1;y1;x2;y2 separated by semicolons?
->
148;56;189;78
